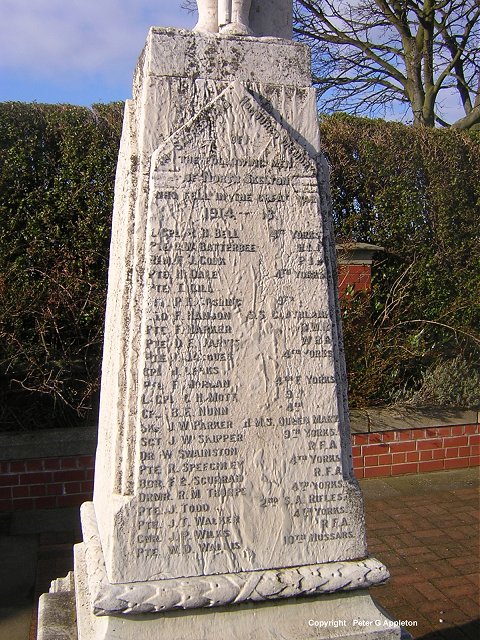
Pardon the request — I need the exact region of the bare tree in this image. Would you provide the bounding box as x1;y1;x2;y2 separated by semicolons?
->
295;1;480;129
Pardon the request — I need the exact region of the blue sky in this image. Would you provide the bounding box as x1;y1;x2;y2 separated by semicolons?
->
0;0;196;106
0;1;466;122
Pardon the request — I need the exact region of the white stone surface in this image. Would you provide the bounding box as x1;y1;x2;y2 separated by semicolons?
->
137;28;309;87
86;26;379;616
93;69;367;586
74;543;401;640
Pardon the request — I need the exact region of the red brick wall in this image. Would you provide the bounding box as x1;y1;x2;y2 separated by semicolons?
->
0;455;94;511
338;264;372;295
353;424;479;479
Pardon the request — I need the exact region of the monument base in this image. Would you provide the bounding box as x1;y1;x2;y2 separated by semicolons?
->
37;543;406;640
79;502;389;614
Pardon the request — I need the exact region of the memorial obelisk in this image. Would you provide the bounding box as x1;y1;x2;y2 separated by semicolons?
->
39;2;404;638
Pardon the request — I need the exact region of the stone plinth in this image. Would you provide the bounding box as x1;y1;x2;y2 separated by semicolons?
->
73;542;400;640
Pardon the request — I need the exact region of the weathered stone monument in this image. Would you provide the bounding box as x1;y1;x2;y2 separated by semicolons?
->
38;2;405;638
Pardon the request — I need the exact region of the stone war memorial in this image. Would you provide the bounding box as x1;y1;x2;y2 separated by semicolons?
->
38;1;406;638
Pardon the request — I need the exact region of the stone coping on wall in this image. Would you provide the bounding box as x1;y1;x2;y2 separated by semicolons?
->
0;426;97;462
336;242;385;265
350;407;479;433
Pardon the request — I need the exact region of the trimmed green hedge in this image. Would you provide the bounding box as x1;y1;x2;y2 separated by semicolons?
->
0;104;478;430
0;102;123;430
320;114;480;406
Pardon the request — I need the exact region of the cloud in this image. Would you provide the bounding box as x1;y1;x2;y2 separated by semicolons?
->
0;0;195;83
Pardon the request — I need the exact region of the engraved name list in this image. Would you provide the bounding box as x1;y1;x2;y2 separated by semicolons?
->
108;83;364;584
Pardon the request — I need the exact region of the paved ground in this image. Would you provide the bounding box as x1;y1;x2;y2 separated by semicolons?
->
362;468;480;639
0;468;478;639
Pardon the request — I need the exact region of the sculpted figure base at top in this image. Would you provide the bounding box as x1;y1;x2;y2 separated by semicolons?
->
195;0;253;35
